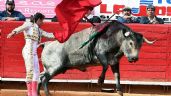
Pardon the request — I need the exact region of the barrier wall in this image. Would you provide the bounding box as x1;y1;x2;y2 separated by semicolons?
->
0;23;2;79
0;21;170;83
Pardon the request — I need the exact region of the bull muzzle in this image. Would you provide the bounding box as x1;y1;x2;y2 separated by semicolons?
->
143;37;156;44
128;57;139;63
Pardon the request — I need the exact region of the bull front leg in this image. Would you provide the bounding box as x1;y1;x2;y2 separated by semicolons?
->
96;53;108;86
110;51;123;96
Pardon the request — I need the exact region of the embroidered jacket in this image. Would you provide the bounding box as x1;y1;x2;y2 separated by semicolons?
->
13;22;55;42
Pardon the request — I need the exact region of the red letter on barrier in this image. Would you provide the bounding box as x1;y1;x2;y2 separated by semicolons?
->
133;6;147;16
113;5;124;14
100;4;112;13
167;7;171;16
156;6;166;15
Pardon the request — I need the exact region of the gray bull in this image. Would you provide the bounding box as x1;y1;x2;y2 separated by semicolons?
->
38;21;154;96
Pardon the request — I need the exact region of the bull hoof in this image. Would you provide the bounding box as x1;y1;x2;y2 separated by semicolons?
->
97;78;104;86
45;93;52;96
116;90;123;96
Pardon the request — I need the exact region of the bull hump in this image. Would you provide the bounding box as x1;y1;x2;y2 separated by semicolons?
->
94;22;110;32
64;27;93;50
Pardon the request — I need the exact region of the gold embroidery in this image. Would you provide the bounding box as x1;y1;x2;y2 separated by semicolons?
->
24;26;41;42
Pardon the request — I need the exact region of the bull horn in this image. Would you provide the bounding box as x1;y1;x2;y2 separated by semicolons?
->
143;37;156;44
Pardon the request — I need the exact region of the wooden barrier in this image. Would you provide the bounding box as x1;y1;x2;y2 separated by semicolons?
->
0;21;170;84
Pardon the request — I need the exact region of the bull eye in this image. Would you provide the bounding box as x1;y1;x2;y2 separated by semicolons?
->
130;42;133;46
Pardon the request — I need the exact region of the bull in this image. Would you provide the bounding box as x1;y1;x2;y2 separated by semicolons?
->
38;21;155;96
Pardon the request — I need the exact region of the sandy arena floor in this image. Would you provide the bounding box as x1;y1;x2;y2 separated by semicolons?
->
1;81;171;96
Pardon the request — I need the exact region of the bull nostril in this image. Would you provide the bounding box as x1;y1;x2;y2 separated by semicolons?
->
128;57;138;62
133;57;138;61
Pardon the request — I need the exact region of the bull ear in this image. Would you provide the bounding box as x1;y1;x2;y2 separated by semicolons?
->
122;29;131;37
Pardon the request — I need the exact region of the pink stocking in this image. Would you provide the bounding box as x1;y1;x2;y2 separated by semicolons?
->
26;82;32;96
32;81;38;96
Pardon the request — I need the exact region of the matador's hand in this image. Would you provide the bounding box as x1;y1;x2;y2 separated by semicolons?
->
7;31;16;38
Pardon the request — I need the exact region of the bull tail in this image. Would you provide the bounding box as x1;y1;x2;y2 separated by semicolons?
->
38;41;54;48
38;42;45;48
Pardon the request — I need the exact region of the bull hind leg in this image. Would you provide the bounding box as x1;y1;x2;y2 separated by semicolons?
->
37;81;41;96
37;71;46;96
40;72;52;96
41;67;67;96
